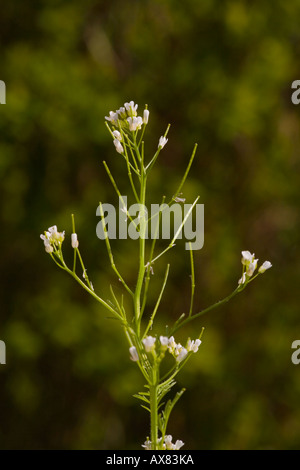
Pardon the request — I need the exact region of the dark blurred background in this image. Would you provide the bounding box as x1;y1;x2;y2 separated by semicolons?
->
1;0;300;450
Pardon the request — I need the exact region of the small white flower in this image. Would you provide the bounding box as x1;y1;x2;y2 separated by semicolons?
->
168;336;177;353
116;106;126;119
40;225;64;251
105;111;119;125
241;250;255;265
141;438;152;450
164;435;173;450
127;116;143;131
112;130;122;141
143;109;149;124
258;261;272;273
71;233;79;249
40;234;53;253
176;346;188;363
48;225;65;244
124;100;138;116
129;346;139;362
113;138;124;154
187;338;202;353
160;336;169;348
246;258;258;277
142;336;156;352
173;440;184;450
158;136;168;149
238;272;247;285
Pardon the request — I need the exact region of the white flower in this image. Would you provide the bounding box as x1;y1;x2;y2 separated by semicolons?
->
176;347;188;362
105;111;119;125
158;136;168;149
113;139;124;154
173;440;184;450
40;225;65;252
241;250;255;265
168;336;177;353
258;261;272;273
160;336;169;348
124;101;138;116
112;130;122;141
142;336;156;352
40;234;53;253
187;338;202;353
116;106;126;119
127;116;143;131
164;435;173;450
143;109;149;124
48;225;65;244
163;435;185;450
238;272;247;285
129;346;139;362
71;233;79;249
141;438;152;450
246;258;258;277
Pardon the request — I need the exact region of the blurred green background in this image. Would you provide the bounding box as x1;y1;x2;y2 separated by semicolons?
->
1;0;300;450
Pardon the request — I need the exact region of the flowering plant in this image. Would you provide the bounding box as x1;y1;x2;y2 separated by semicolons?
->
40;101;271;450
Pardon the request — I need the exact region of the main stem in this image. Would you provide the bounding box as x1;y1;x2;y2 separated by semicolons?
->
150;369;159;450
134;141;147;337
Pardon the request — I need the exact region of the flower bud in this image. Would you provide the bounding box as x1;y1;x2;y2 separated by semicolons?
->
143;109;149;124
71;233;79;249
258;261;272;273
158;136;168;149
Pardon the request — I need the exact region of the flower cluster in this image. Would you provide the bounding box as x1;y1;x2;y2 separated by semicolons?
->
167;335;201;362
129;335;201;363
106;100;169;154
105;101;149;153
40;225;65;253
142;435;184;450
40;226;80;253
239;250;272;285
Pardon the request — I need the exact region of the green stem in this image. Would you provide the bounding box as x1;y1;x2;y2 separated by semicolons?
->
170;286;241;335
150;374;159;450
134;140;147;335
